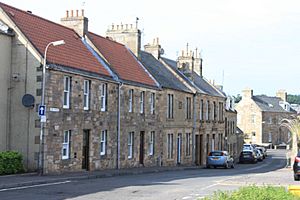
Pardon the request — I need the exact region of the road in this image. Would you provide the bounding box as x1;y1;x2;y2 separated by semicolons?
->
1;150;296;200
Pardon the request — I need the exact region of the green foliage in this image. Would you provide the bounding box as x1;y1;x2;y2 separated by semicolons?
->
0;151;24;175
204;185;300;200
287;94;300;104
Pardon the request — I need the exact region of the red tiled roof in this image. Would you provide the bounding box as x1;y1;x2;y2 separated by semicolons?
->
88;32;157;87
0;2;111;77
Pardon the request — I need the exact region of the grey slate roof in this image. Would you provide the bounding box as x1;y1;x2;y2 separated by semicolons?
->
253;95;295;113
140;51;192;93
160;57;225;98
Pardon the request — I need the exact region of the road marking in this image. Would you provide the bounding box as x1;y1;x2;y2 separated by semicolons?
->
0;180;71;192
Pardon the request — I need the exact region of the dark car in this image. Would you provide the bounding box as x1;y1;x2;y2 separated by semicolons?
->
206;151;234;169
293;151;300;181
239;150;257;164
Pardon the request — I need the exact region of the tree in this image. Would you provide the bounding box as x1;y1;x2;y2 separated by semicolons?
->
287;94;300;104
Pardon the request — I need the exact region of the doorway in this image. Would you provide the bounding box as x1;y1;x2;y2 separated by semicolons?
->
139;131;145;165
82;130;90;170
195;135;200;165
177;133;182;165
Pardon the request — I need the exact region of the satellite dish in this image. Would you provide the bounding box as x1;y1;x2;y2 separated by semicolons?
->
22;94;35;108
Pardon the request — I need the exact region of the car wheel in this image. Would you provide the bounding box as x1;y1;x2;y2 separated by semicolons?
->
213;166;217;169
231;163;235;168
294;175;300;181
206;165;210;169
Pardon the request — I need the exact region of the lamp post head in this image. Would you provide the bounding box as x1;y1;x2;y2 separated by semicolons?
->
52;40;65;46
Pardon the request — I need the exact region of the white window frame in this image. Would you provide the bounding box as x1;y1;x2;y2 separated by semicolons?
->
100;130;107;155
62;130;71;160
128;132;134;159
83;80;90;110
149;131;154;156
100;83;107;112
129;89;133;112
251;114;256;123
63;76;71;109
140;91;144;114
186;97;191;119
150;93;155;114
268;117;272;124
167;133;173;159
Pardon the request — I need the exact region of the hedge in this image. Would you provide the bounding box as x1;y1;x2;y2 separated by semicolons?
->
204;185;300;200
0;151;24;175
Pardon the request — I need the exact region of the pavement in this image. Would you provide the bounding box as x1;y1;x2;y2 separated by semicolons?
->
0;165;199;190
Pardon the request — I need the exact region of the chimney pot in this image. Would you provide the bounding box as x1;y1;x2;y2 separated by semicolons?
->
81;9;84;17
112;24;114;30
126;24;128;29
130;24;133;29
71;10;74;17
66;10;69;18
76;10;79;17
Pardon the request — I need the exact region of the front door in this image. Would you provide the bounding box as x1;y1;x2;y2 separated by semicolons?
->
177;133;182;165
200;135;203;165
82;130;90;170
139;131;145;165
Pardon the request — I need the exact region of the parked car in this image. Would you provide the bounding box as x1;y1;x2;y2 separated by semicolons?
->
256;147;267;158
239;150;257;164
293;151;300;181
206;151;234;169
243;144;254;151
255;149;264;161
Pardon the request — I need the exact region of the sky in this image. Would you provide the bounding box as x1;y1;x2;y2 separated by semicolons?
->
1;0;299;96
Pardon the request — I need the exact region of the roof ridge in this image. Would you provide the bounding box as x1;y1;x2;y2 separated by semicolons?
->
0;2;79;34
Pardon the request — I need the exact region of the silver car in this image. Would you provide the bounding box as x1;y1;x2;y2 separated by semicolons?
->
206;151;234;169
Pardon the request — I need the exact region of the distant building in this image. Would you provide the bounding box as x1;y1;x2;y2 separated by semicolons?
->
236;88;296;146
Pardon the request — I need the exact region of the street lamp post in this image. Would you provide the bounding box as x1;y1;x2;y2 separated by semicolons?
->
39;40;65;175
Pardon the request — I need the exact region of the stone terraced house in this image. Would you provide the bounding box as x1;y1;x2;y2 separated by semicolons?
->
0;2;240;173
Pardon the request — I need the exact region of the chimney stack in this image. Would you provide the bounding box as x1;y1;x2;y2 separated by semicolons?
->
276;89;287;102
242;88;253;99
144;37;162;59
106;21;141;58
61;9;88;37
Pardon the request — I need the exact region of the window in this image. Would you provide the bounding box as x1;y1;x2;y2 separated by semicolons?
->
200;99;203;121
62;130;71;159
167;134;173;159
268;117;272;124
128;132;134;158
63;76;71;109
213;101;216;121
207;100;210;120
100;83;107;111
150;93;155;114
149;131;155;156
140;91;144;114
83;80;90;110
100;130;107;155
185;133;191;156
251;114;256;123
219;102;223;121
129;89;133;112
186;97;192;119
268;132;272;143
167;94;174;119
